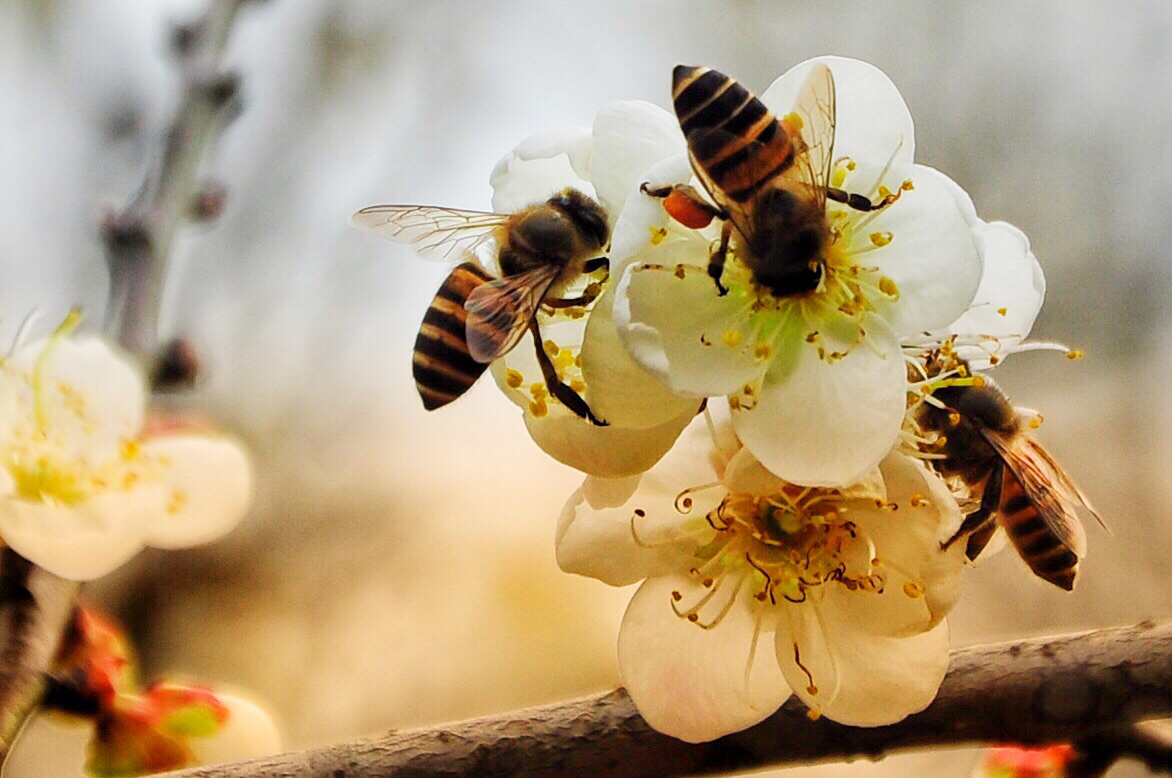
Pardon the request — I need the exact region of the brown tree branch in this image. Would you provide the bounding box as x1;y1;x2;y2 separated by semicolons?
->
166;620;1172;777
0;551;77;760
1069;720;1172;777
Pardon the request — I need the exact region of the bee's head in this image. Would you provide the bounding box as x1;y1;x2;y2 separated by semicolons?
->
549;189;610;251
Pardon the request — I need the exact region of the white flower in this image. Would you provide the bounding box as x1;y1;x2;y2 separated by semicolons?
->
486;101;700;477
0;330;253;580
557;408;966;742
919;175;1049;369
612;56;992;487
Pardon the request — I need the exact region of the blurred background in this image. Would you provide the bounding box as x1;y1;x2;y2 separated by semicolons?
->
0;0;1169;775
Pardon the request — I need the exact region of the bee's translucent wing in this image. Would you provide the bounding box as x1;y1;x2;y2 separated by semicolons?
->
463;265;560;363
986;433;1089;557
350;204;507;262
784;63;836;208
681;126;758;241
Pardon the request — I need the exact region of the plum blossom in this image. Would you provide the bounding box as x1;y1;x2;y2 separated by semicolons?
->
556;407;966;742
0;321;253;580
612;56;1000;487
485;100;701;477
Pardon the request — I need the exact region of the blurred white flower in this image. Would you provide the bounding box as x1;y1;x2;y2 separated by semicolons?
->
0;327;253;580
557;408;966;742
612;57;994;487
486;101;700;477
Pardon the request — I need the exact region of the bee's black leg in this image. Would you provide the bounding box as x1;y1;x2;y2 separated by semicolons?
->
707;220;731;296
640;183;729;220
529;319;607;426
825;186;903;212
941;462;1003;559
640;182;673;198
582;256;610;275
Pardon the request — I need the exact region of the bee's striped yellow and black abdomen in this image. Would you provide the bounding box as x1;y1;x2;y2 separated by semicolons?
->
671;65;794;203
999;473;1079;591
413;261;494;410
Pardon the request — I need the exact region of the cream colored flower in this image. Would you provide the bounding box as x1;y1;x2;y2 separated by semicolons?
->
0;328;252;580
612;57;991;487
486;100;700;477
557;408;966;742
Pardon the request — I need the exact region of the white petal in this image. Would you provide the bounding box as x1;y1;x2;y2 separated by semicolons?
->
733;317;905;487
557;484;693;587
588;101;685;219
8;336;145;458
0;487;161;580
489;127;594;213
949;221;1046;368
620;575;790;742
608;154;696;267
721;447;786;497
580;285;700;429
777;606;950;726
556;415;726;584
851;164;982;335
141;435;253;549
615;263;765;396
187;693;282;767
520;402;697;478
5;713;90;778
760;56;915;166
867;452;967;626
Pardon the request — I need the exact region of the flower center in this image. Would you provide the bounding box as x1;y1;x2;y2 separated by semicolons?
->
704;162;911;408
2;321;157;507
660;484;886;629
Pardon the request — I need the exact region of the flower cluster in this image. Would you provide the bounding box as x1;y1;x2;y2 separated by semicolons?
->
363;55;1086;743
0;315;254;580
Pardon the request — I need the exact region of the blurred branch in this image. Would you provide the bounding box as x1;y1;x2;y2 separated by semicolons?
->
169;620;1172;777
0;551;77;761
103;0;252;362
0;0;259;766
1069;720;1172;777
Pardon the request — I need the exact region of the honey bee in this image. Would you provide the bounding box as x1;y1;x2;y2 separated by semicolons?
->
916;378;1103;590
642;64;904;296
351;189;611;425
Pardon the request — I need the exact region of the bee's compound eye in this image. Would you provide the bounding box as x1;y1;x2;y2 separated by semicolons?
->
573;205;609;249
516;210;576;257
550;190;610;249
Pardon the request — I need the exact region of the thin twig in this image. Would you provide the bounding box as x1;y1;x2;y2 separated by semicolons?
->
164;620;1172;778
103;0;251;361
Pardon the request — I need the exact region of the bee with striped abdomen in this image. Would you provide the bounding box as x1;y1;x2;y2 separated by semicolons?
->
643;64;905;297
351;189;611;425
915;379;1102;590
